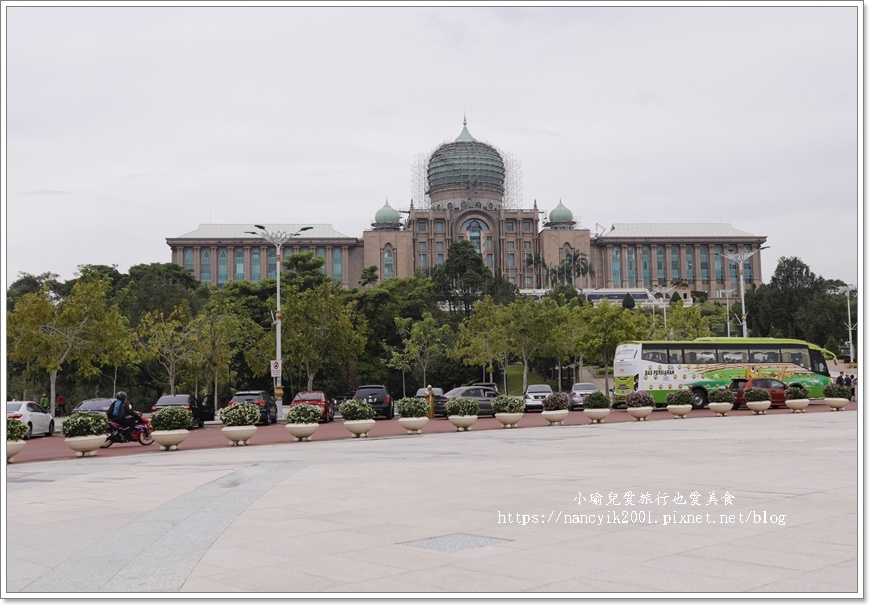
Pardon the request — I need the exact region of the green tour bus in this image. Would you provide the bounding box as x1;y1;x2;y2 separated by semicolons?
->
613;337;836;408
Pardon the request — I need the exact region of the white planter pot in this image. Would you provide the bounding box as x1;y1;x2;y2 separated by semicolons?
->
221;425;257;446
708;402;734;416
494;412;524;428
746;400;771;415
785;398;810;413
448;415;478;431
64;435;107;457
397;416;429;434
541;409;570;426
6;440;26;463
152;429;190;451
285;423;320;442
625;406;654;421
667;404;693;419
583;408;611;424
344;419;377;438
826;398;849;411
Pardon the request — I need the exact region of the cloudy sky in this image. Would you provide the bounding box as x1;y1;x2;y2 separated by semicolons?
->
3;2;861;289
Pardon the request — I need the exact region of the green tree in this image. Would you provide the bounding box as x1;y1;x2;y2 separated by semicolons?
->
437;240;491;318
451;297;510;391
283;251;332;292
359;266;379;288
136;305;198;394
118;263;207;327
622;292;636;309
577;301;646;394
505;297;561;392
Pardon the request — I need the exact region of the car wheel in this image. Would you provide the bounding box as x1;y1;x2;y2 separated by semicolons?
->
25;423;33;440
47;420;55;436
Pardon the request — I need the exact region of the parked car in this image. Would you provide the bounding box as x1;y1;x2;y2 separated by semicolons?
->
228;390;278;425
441;386;499;417
729;377;788;408
523;384;554;412
6;401;55;439
471;382;500;393
71;397;115;415
290;391;335;423
569;383;598;410
352;385;393;419
415;387;446;416
152;394;206;428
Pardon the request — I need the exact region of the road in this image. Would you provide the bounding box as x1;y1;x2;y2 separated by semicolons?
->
8;399;856;465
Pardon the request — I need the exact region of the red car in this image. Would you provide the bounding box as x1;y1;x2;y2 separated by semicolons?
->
291;391;335;423
729;378;788;408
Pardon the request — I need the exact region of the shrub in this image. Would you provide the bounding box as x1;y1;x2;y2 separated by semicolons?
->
542;392;570;411
625;390;655;408
61;412;109;438
708;388;735;404
446;397;480;417
286;404;323;424
219;402;261;426
786;385;809;400
151;407;192;431
339;399;375;421
6;418;28;441
823;384;852;399
396;397;429;418
585;391;611;409
492;395;525;414
743;387;771;403
666;389;693;406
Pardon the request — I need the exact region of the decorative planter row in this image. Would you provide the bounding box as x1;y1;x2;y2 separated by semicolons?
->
6;440;26;463
826;398;849;411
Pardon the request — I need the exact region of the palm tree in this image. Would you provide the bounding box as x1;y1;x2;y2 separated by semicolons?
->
525;253;546;289
561;251;596;290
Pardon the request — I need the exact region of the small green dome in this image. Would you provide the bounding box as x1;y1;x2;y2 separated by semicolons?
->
375;200;400;223
549;201;574;223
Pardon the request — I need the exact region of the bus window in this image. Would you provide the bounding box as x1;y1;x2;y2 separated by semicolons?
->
684;346;716;364
718;348;748;364
642;346;668;363
809;350;830;376
667;348;684;364
781;346;809;369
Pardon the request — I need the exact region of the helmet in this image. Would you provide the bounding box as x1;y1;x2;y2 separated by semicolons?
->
115;391;127;401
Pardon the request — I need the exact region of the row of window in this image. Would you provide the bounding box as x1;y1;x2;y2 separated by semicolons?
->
183;247;343;284
417;219;534;233
610;245;753;287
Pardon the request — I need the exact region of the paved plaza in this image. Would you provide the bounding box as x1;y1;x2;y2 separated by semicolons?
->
4;410;860;596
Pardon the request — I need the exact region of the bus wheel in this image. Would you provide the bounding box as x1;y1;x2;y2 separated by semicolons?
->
691;389;707;409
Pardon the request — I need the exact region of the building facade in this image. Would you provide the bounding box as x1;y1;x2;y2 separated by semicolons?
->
166;121;767;301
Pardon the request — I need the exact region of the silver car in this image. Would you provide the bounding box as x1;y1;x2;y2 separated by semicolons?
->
523;384;553;412
569;382;598;410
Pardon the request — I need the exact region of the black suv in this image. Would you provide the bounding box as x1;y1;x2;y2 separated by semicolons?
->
151;394;209;428
353;385;393;419
228;390;278;425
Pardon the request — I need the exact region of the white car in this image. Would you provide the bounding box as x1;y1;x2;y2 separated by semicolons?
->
523;384;553;412
6;401;55;439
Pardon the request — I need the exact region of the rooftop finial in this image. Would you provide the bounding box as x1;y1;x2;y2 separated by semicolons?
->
463;113;467;127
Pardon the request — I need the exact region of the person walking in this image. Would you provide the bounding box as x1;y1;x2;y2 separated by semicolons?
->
850;375;857;402
39;393;49;410
425;385;435;419
56;395;67;417
836;371;845;386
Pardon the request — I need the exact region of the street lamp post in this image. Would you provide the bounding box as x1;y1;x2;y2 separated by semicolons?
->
246;224;313;420
834;285;856;364
718;246;769;338
651;285;676;337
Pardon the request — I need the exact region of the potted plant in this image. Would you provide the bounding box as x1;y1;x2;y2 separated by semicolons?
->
583;391;612;424
285;404;323;441
339;398;377;437
492;395;525;428
61;412;109;457
6;418;28;463
785;385;810;413
624;390;655;421
395;397;430;434
743;387;771;415
150;407;193;450
666;389;693;418
541;392;571;426
707;388;736;416
219;402;260;445
446;397;479;431
823;383;851;411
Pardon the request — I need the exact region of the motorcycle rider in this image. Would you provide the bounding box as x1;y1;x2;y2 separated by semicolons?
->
107;391;139;441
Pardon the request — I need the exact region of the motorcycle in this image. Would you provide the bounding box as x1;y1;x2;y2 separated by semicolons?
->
102;414;155;447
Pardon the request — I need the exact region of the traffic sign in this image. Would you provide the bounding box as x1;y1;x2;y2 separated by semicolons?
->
270;359;282;378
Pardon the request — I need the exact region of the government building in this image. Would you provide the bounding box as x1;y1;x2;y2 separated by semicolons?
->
166;120;767;302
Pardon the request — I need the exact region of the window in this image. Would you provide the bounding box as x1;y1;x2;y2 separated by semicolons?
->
267;248;276;279
332;248;342;282
717;347;748;364
656;247;665;283
700;247;709;283
384;249;394;279
468;219;483;253
742;246;753;283
486;236;493;250
525;276;532;287
611;248;622;286
524;240;531;249
436;241;444;249
418;242;426;249
686;246;695;282
508;253;516;267
419;253;427;268
683;346;716;364
626;248;636;284
251;249;261;281
486;254;493;267
642;245;651;286
183;248;194;273
200;249;211;282
506;221;515;232
507;241;515;249
714;245;723;282
642;346;668;363
234;249;244;281
671;247;680;281
418;221;427;232
781;346;809;369
523;221;531;232
437;253;444;266
217;249;228;285
435;221;444;233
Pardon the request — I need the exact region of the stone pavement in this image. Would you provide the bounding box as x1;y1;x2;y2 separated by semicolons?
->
4;411;860;596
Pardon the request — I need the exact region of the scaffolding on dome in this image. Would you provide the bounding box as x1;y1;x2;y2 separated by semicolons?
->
410;143;522;210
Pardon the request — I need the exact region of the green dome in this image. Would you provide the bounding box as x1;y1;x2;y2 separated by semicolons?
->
374;200;400;223
549;201;574;223
427;120;505;191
